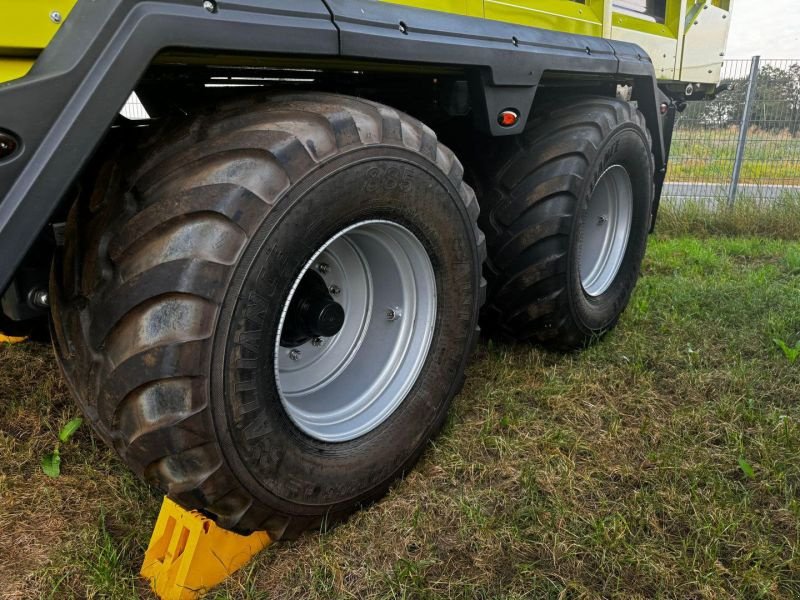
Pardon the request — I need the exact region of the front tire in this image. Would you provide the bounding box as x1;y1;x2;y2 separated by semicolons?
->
477;96;654;349
51;93;485;538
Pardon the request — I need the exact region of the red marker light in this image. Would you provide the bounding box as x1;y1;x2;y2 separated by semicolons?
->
497;109;519;127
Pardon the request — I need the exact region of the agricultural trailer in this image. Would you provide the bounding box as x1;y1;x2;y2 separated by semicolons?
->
0;0;732;540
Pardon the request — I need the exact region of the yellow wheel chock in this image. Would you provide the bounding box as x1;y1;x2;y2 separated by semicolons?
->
0;332;26;344
141;497;271;599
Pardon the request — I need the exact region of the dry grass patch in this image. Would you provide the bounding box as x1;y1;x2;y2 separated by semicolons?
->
0;343;159;599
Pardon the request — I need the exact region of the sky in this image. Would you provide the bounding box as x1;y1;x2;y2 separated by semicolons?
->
725;0;800;59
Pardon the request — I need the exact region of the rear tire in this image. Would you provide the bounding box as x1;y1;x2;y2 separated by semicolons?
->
51;93;485;538
477;96;654;349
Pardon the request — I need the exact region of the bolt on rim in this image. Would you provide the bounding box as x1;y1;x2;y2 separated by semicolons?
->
274;220;437;442
578;165;633;297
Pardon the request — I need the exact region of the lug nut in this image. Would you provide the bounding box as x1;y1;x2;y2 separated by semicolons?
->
289;349;301;361
311;337;324;347
598;215;608;225
317;262;329;275
386;307;402;321
329;285;341;296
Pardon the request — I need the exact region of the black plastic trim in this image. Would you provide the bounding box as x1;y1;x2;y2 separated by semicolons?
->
651;90;677;232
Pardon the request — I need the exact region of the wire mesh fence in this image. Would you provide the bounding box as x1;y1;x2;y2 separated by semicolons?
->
665;57;800;207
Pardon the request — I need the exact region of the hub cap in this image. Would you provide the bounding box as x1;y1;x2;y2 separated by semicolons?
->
579;165;633;297
275;220;437;442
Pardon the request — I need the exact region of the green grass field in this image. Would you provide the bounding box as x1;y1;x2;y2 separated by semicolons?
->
668;128;800;185
2;232;800;599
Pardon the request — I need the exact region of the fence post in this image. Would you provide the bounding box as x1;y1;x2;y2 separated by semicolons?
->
728;55;761;208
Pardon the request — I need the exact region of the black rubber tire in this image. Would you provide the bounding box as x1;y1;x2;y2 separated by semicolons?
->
50;92;486;538
476;96;654;349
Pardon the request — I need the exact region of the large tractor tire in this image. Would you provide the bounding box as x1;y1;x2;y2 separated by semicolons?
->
477;96;654;349
51;93;485;538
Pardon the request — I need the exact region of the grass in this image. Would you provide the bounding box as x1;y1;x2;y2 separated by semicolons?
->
2;234;800;598
656;195;800;239
668;128;800;185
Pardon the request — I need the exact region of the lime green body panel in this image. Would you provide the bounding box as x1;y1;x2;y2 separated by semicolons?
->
0;0;76;51
0;0;731;84
482;0;608;37
388;0;485;17
0;0;77;82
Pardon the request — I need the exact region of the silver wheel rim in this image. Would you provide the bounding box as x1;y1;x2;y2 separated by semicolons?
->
579;165;633;297
274;220;437;442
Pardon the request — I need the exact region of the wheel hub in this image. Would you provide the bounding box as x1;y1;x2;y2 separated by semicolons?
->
274;220;437;443
578;165;633;297
280;271;345;347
